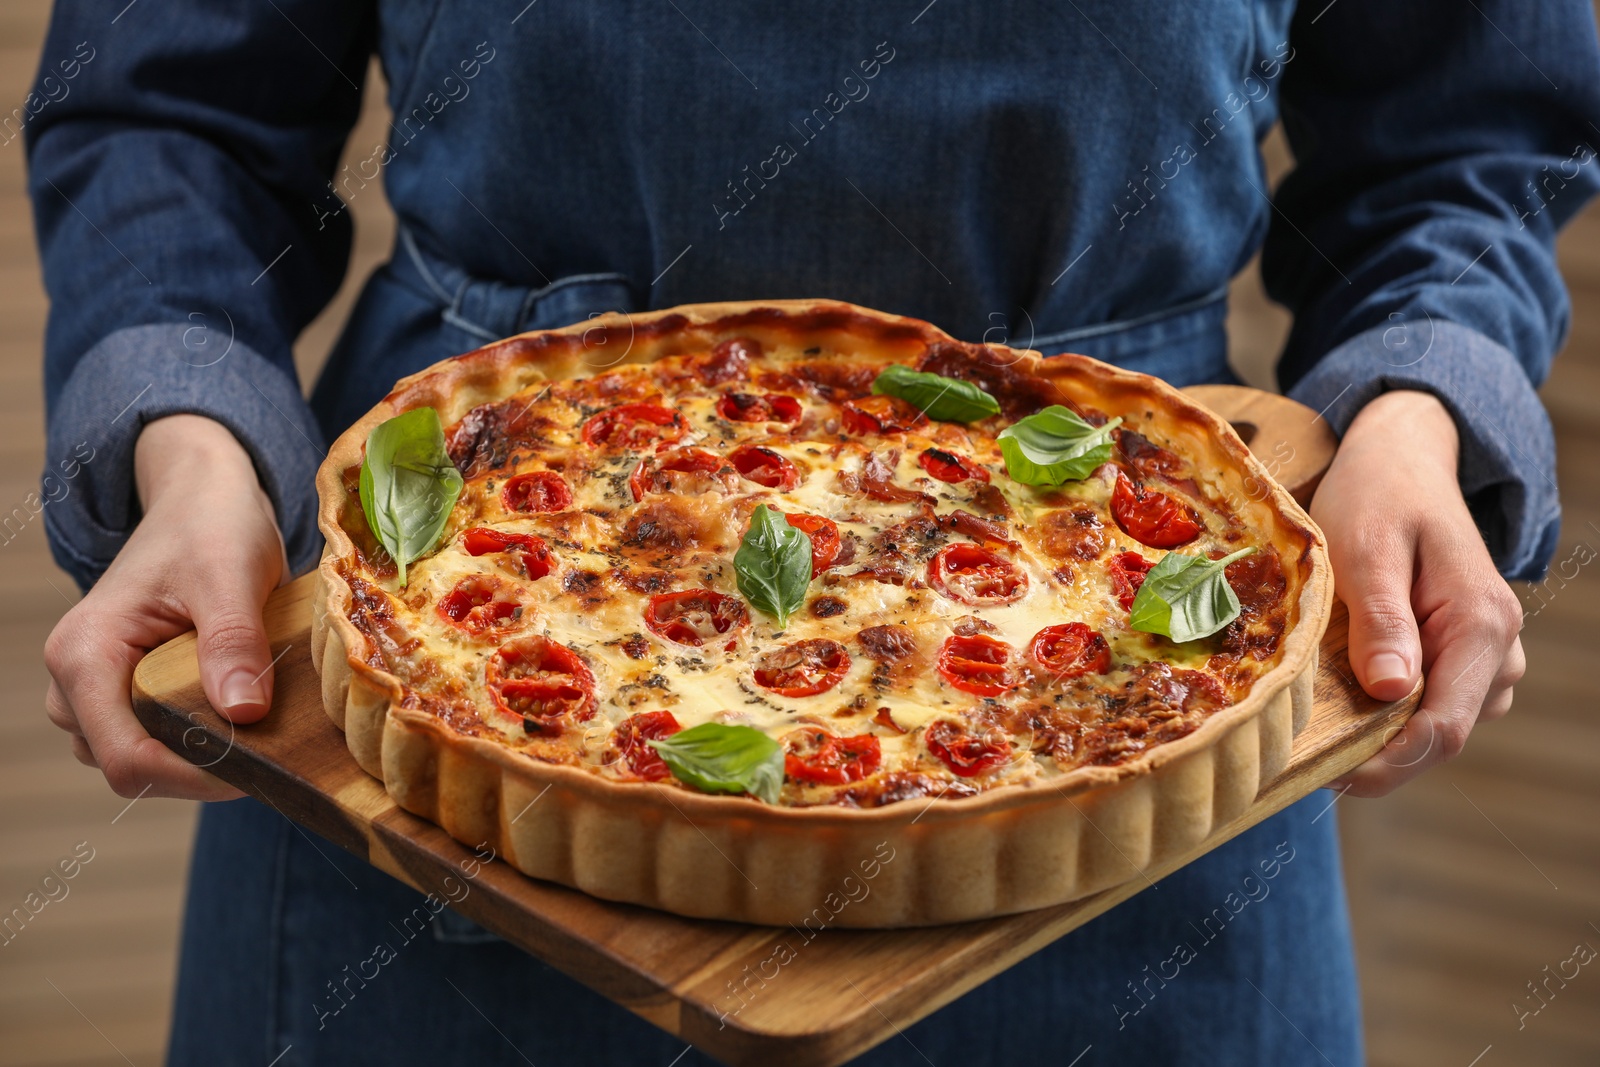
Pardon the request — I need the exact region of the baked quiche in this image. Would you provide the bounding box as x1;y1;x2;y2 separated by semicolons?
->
312;300;1330;926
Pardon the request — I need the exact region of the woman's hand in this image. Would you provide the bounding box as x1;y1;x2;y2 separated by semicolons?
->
1310;390;1525;797
43;414;289;800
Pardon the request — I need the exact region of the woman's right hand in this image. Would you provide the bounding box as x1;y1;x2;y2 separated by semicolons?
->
43;414;289;801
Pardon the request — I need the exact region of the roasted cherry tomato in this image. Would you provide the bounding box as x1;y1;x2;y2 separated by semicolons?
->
716;392;802;424
918;447;990;484
486;635;595;732
782;513;842;577
629;447;729;501
643;589;750;649
929;544;1028;605
1028;622;1112;679
935;633;1016;696
840;394;923;435
753;639;852;697
699;337;759;384
1108;550;1155;611
580;403;684;450
1111;470;1201;548
437;575;523;634
727;444;801;490
924;719;1013;777
461;528;554;579
782;727;882;784
502;471;573;513
612;710;682;781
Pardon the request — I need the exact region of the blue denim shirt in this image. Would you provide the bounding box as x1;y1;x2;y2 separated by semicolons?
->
26;0;1600;588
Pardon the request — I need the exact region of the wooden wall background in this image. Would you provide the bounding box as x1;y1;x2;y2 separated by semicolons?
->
0;3;1595;1062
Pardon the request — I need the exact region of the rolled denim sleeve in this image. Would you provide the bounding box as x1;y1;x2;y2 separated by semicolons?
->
1266;0;1600;578
26;1;373;588
43;326;326;589
1287;322;1557;580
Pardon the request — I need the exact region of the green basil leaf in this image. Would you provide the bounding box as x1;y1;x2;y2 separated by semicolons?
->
648;722;785;803
870;364;1000;423
734;504;812;629
358;407;464;586
1129;546;1257;643
997;406;1122;486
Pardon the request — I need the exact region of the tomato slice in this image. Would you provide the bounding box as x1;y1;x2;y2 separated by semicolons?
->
629;447;729;501
502;471;573;513
924;719;1013;777
463;527;532;556
840;395;923;435
460;528;553;579
782;513;841;578
716;392;803;424
437;575;522;634
918;447;990;484
929;544;1028;605
935;633;1016;696
753;639;852;697
486;635;595;732
1111;470;1201;548
782;727;882;784
1028;622;1112;679
580;403;684;450
727;445;800;490
1108;550;1155;610
613;710;682;781
643;589;750;648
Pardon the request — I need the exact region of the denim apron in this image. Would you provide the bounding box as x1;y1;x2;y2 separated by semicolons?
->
308;227;1242;437
167;240;1361;1067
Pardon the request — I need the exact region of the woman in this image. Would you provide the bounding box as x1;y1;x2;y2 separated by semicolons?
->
30;1;1597;1062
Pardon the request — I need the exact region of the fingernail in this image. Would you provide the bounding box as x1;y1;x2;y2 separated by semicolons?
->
1366;652;1410;686
221;669;267;711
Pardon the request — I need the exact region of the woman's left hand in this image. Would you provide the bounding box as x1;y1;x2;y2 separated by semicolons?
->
1308;389;1526;797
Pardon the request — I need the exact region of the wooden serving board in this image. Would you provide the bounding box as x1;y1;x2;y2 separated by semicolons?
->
131;388;1418;1067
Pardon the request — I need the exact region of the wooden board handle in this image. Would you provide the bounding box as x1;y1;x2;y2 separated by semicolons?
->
1182;384;1338;507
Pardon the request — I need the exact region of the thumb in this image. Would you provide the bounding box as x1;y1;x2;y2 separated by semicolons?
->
1337;532;1423;703
191;584;276;725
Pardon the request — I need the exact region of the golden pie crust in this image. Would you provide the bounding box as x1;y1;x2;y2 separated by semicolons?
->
312;300;1331;927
